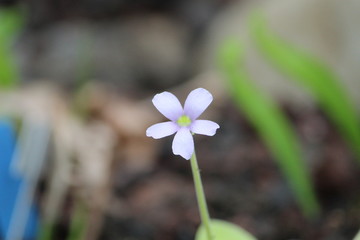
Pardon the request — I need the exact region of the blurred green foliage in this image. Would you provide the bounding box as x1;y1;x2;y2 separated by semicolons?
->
39;202;87;240
196;219;256;240
66;202;87;240
38;223;54;240
250;12;360;160
218;39;320;218
0;8;23;88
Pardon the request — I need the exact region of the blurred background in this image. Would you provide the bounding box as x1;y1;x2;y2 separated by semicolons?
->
1;0;360;239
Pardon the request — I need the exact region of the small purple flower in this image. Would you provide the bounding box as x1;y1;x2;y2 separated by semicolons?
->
146;88;220;160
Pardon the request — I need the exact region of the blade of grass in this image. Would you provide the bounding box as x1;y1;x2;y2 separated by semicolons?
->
218;40;320;218
250;13;360;160
38;222;54;240
0;8;23;88
0;44;18;88
67;201;87;240
0;8;23;40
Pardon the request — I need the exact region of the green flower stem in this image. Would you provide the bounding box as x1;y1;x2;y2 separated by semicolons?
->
190;151;213;240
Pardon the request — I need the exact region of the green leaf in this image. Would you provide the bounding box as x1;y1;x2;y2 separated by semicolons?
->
0;8;23;41
195;219;256;240
250;12;360;160
0;44;18;88
0;8;24;89
218;40;320;218
66;201;87;240
38;222;55;240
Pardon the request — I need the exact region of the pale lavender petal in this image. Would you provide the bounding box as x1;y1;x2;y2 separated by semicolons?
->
190;120;220;136
146;121;179;139
184;88;213;120
172;128;194;160
152;91;183;121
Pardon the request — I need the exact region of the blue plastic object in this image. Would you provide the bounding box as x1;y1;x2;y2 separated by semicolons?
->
0;119;39;240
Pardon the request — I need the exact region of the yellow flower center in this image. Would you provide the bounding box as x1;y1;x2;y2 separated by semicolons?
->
177;115;192;127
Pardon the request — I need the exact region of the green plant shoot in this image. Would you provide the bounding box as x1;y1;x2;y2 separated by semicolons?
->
250;12;360;160
218;39;320;218
0;8;23;88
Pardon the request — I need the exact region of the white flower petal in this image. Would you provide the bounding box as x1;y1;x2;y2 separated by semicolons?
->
152;91;183;121
146;122;179;139
184;88;213;120
172;128;194;160
190;120;220;136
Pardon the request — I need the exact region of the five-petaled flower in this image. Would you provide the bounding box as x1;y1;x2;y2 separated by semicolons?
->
146;88;220;160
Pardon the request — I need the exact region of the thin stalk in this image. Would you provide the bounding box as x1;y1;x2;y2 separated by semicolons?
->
190;152;213;240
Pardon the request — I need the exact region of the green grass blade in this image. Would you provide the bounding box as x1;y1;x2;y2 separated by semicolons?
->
0;8;23;40
0;8;24;88
67;201;87;240
0;44;18;88
250;13;360;160
37;222;55;240
218;40;320;218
